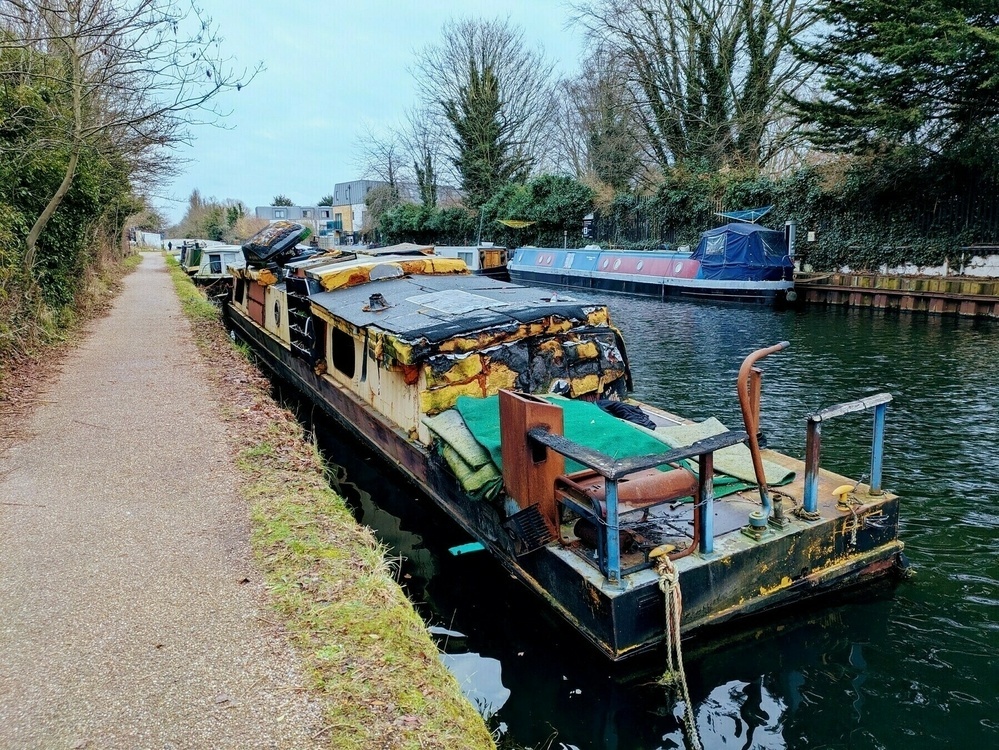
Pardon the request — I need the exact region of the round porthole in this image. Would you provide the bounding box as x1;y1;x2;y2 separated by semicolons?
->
636;261;644;271
674;262;683;273
602;259;610;269
613;259;622;270
274;300;281;326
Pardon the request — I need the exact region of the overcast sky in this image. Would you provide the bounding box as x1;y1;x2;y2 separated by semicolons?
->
159;1;584;223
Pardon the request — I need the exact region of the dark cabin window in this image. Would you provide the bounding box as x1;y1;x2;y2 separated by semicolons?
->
329;326;356;378
209;254;222;274
705;235;726;256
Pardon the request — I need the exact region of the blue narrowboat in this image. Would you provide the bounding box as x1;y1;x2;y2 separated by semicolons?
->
508;223;796;305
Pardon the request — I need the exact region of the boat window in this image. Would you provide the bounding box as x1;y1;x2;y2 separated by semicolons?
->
273;300;281;327
234;278;245;305
459;252;474;266
760;233;786;257
209;254;222;274
704;235;726;257
636;260;643;271
329;326;356;378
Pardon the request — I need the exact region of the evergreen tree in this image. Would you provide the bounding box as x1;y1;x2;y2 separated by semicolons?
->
587;79;642;192
794;0;999;157
443;61;531;209
414;145;438;209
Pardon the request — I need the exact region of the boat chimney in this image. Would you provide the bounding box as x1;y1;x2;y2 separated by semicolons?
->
367;293;389;310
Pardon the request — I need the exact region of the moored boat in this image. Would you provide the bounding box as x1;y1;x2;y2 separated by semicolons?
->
225;221;905;660
508;222;796;305
358;242;510;278
191;244;244;282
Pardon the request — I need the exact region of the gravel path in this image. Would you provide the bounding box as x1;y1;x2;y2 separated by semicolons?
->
0;253;324;749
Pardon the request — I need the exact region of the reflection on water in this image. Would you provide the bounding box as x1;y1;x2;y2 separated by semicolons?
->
291;296;999;749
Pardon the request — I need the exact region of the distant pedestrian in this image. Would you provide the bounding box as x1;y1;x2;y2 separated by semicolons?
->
168;241;172;252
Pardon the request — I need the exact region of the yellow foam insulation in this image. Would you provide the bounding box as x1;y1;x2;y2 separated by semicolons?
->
586;309;609;326
564;340;599;362
570;373;600;396
316;257;467;292
425;354;483;389
537;339;564;360
485;362;518;392
231;266;279;286
420;379;482;414
369;330;414;366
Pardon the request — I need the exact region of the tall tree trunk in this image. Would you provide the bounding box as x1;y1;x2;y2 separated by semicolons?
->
23;147;80;273
23;13;83;277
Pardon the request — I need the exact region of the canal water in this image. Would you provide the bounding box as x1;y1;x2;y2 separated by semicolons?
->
297;295;999;749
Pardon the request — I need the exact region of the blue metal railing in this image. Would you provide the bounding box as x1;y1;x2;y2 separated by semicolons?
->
527;428;748;585
802;393;893;514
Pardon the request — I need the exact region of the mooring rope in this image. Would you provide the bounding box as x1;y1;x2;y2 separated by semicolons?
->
653;553;703;750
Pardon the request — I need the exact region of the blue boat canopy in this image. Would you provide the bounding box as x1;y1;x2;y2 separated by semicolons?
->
691;223;793;281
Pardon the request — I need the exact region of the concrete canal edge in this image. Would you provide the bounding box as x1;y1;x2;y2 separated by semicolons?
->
166;256;496;749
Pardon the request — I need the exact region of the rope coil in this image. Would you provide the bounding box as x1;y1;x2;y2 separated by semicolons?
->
653;553;703;750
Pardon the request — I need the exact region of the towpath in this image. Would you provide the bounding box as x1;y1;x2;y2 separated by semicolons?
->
0;253;324;748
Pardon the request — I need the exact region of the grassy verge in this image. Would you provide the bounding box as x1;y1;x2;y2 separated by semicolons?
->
166;257;495;750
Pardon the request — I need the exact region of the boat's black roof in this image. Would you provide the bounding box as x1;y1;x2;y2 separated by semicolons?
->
309;274;601;342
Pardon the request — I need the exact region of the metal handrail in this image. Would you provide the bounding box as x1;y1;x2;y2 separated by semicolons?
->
737;341;790;522
803;393;893;514
528;427;749;584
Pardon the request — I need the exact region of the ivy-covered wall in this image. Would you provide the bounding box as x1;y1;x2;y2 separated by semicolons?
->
592;156;999;270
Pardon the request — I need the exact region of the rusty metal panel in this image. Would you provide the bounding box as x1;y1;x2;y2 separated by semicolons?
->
499;390;565;531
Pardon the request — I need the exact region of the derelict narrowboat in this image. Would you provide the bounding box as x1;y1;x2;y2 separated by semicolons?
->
508;222;796;305
364;242;509;278
225;221;904;660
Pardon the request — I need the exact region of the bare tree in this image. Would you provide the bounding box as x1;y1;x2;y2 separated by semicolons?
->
413;17;556;195
399;107;444;208
0;0;257;275
572;0;818;172
550;48;645;191
354;124;405;190
356;108;448;207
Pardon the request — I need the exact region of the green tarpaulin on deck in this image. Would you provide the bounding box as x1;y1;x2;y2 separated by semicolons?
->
447;395;792;500
455;394;669;474
652;416;794;486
